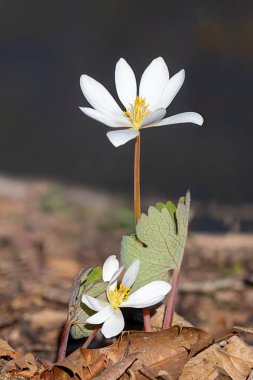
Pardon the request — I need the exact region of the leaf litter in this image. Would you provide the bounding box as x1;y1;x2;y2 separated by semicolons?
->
180;335;253;380
2;324;253;379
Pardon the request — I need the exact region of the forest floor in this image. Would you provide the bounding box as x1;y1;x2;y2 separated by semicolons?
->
0;174;252;362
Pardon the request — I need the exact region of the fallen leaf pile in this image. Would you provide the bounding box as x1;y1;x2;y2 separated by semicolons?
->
0;338;45;379
180;335;253;380
1;324;253;380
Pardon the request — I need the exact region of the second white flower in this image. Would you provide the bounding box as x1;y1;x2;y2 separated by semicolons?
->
82;255;171;338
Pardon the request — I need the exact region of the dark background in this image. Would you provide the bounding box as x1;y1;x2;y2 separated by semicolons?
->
0;0;252;202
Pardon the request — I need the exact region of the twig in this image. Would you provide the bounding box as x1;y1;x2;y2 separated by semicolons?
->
140;364;157;380
214;331;237;343
36;357;53;368
134;135;151;332
82;327;100;349
57;319;71;362
163;268;180;329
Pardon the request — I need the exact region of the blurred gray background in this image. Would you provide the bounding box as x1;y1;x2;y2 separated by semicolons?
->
0;0;252;202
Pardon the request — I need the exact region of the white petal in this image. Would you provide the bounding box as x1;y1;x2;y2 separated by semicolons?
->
101;309;125;338
115;58;137;109
158;69;185;109
141;108;166;128
121;281;171;308
82;294;109;312
80;75;123;118
107;266;124;297
79;107;130;128
86;305;114;324
103;255;120;282
139;57;169;110
107;129;139;147
109;267;124;286
155;112;204;127
121;259;140;289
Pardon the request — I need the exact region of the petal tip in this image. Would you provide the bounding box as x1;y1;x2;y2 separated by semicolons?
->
197;115;204;126
81;294;88;304
106;132;120;147
79;106;88;111
115;58;126;73
106;130;139;147
117;57;126;64
80;74;94;89
80;74;91;91
80;74;87;84
103;255;119;282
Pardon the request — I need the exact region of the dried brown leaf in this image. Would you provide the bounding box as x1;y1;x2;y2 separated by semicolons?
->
179;341;224;380
233;326;253;335
93;352;140;380
81;326;212;380
40;352;107;380
0;338;20;360
0;340;41;380
180;335;253;380
248;368;253;380
215;336;253;380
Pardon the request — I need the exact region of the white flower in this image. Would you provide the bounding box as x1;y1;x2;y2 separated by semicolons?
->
82;255;171;338
79;57;204;147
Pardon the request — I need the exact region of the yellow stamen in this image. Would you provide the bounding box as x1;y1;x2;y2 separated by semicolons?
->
109;284;130;309
124;96;151;130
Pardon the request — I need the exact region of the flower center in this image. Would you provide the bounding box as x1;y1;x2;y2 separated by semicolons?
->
109;284;130;309
124;96;151;130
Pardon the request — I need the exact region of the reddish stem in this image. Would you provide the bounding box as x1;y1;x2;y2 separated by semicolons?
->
143;307;152;332
82;327;100;349
163;268;180;329
57;319;71;362
134;135;141;223
134;135;152;332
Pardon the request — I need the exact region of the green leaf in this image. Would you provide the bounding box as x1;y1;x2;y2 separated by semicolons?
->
121;191;190;292
83;266;103;287
155;202;166;212
155;200;177;223
68;266;107;339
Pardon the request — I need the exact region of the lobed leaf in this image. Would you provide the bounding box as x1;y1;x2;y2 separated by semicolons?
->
121;191;190;291
155;200;177;222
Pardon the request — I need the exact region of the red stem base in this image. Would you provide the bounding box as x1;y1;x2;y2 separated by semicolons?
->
143;308;152;332
163;268;180;330
57;319;71;362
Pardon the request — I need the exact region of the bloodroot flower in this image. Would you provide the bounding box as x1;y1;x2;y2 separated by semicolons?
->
79;57;203;147
82;255;171;338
